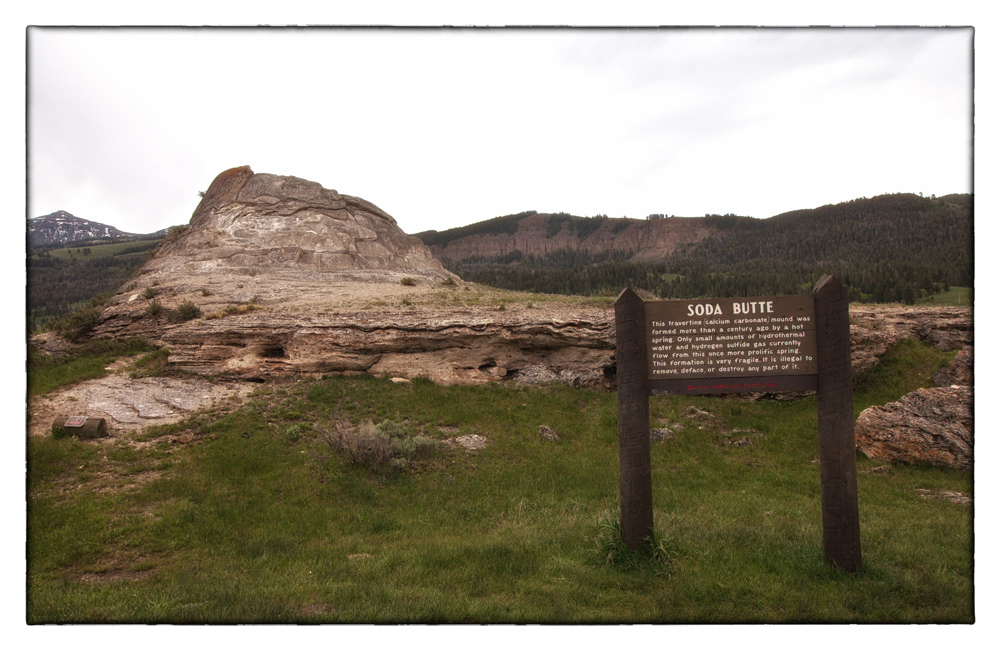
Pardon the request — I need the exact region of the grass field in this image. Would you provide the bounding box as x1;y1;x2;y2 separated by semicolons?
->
26;338;971;623
36;239;161;260
918;286;972;307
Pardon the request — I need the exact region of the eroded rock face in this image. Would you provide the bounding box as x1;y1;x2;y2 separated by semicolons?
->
854;386;972;470
158;308;617;388
152;166;452;280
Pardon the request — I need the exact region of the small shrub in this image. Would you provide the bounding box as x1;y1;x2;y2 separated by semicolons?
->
201;288;212;297
146;299;164;317
284;423;310;444
205;302;256;320
52;307;102;342
320;420;436;473
375;419;409;439
143;287;161;300
166;225;187;241
167;301;202;323
441;276;457;287
400;277;417;286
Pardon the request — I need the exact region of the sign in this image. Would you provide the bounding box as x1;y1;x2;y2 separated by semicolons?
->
64;416;88;428
644;295;818;395
613;277;861;573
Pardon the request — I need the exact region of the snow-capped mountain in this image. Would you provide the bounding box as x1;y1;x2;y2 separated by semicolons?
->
27;211;166;247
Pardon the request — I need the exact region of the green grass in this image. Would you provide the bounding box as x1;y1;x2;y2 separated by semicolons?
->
853;337;957;415
27;338;160;397
26;339;972;623
918;286;972;306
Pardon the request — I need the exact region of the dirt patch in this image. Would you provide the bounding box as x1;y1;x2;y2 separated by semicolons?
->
300;603;339;617
77;568;154;584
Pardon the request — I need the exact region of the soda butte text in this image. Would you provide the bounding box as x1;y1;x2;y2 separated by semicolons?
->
687;301;774;317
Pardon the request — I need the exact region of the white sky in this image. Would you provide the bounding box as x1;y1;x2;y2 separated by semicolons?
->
27;26;973;235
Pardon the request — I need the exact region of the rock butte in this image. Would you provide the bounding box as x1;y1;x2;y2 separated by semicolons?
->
91;167;616;386
88;167;972;388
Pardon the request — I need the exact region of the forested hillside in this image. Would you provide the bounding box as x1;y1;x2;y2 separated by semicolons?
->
27;241;160;332
439;193;972;304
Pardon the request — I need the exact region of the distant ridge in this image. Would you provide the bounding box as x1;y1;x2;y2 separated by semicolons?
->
422;193;972;304
27;210;171;247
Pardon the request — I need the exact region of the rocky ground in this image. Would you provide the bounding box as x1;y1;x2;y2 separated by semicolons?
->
86;283;971;388
28;356;261;439
30;291;972;442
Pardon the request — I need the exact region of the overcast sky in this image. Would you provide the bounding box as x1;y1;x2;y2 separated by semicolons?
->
27;26;972;235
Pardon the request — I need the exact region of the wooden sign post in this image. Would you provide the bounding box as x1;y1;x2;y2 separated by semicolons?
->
614;287;654;549
812;275;862;572
613;275;861;572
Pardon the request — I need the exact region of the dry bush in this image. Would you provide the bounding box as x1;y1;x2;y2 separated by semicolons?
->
320;420;436;472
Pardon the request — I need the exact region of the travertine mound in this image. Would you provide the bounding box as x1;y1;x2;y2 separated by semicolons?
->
854;386;972;470
142;166;453;283
95;167;458;338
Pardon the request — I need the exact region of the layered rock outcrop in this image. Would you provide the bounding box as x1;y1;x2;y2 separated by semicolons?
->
854;386;973;470
158;308;616;388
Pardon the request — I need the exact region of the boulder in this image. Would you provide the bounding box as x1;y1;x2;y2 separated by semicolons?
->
854;386;972;470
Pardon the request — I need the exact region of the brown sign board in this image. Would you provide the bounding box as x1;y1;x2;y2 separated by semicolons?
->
644;295;817;395
615;278;860;572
